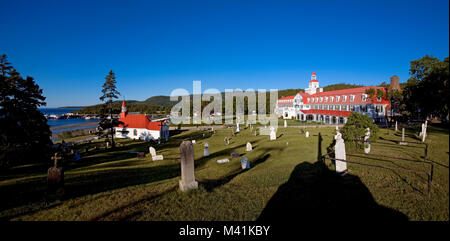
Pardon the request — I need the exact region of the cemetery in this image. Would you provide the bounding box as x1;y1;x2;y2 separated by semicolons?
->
0;121;448;221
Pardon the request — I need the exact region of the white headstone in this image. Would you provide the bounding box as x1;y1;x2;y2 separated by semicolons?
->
240;157;250;169
236;122;240;132
269;127;276;140
305;131;310;138
422;122;427;142
149;146;164;161
395;121;398;132
334;132;347;173
284;120;287;128
364;128;371;154
191;140;196;144
419;123;424;137
204;143;210;157
399;128;407;145
217;158;229;164
246;142;252;151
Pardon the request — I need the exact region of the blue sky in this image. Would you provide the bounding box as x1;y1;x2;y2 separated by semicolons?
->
0;0;448;107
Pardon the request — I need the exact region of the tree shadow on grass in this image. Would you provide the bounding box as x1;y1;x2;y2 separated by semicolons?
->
258;132;408;222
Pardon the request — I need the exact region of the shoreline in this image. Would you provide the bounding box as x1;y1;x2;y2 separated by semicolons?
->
50;121;99;131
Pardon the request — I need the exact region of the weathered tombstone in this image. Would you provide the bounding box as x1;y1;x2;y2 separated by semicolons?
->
422;122;427;142
419;123;424;137
284;120;287;128
395;121;398;132
399;128;407;145
246;142;252;151
231;152;240;158
236;122;240;133
217;158;229;164
179;141;198;192
269;127;276;140
224;137;230;145
204;143;210;157
73;152;82;161
305;131;310;138
334;132;347;174
106;141;110;148
137;152;146;159
202;133;205;138
48;153;64;192
149;146;163;161
240;157;250;170
364;128;371;154
191;139;196;144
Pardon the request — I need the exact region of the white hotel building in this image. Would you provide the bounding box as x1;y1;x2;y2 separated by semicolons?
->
275;73;391;124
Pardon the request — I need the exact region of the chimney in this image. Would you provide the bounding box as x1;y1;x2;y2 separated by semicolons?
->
390;76;400;90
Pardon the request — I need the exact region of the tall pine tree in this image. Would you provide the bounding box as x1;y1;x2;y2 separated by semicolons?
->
0;54;52;168
99;70;120;148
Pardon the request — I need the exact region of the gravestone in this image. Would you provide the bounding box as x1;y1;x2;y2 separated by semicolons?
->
224;137;230;145
179;141;198;192
246;142;252;151
191;140;196;144
334;132;347;173
202;133;205;138
241;157;250;170
106;142;110;148
231;152;240;158
269;127;276;140
137;152;146;159
217;158;229;164
48;153;64;192
364;128;371;154
419;123;424;137
73;152;82;161
305;131;310;138
204;143;210;157
422;121;427;142
395;121;398;132
399;128;407;145
284;120;287;128
149;146;164;161
236;122;240;133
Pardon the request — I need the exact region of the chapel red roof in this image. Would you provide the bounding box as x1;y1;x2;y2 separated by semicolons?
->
117;114;163;131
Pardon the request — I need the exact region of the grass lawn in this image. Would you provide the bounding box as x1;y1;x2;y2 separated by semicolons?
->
0;124;448;221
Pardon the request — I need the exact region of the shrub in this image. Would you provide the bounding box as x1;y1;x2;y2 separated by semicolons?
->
341;112;379;150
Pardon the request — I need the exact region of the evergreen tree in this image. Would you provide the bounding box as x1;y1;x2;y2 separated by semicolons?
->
0;54;52;168
99;70;120;148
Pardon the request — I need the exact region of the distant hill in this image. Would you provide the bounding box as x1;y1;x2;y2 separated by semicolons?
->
77;82;401;114
142;96;174;107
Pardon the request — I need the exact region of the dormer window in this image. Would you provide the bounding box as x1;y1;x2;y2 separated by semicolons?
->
350;95;354;102
362;94;367;102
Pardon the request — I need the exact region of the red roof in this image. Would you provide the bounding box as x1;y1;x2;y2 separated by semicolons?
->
305;86;389;105
278;95;296;101
312;72;316;75
117;114;163;131
302;109;352;117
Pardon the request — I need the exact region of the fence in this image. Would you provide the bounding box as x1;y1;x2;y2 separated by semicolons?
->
321;138;435;197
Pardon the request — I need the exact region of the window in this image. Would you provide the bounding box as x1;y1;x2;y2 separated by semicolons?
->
343;95;347;102
377;97;382;102
350;95;355;102
320;97;323;102
336;96;340;102
315;97;318;102
335;105;339;110
330;96;334;102
133;129;137;136
362;94;367;102
324;97;328;102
